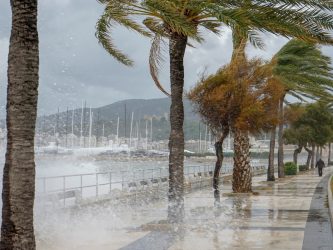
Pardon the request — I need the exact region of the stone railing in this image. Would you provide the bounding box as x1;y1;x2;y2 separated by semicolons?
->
36;165;267;209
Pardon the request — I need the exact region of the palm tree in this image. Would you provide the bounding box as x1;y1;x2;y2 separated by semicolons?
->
224;1;333;190
1;0;39;249
265;39;333;178
193;0;333;191
96;0;333;212
189;59;282;194
95;0;248;223
267;127;277;181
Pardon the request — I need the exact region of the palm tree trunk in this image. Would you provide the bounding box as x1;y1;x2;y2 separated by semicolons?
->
277;95;285;178
231;31;252;193
304;146;312;169
213;141;223;203
293;145;302;166
315;146;320;163
213;127;229;203
267;127;276;181
311;144;315;168
168;33;187;223
233;129;252;193
328;143;331;166
1;0;39;249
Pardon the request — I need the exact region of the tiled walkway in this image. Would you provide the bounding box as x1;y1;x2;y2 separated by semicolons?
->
302;173;333;250
37;168;333;250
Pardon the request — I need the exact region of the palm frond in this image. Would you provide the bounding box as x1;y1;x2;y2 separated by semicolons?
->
149;35;170;96
96;13;134;66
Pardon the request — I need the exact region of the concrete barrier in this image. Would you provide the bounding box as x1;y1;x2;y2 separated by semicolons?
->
328;174;333;227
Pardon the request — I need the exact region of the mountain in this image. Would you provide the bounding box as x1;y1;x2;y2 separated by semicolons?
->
35;98;203;140
95;98;198;121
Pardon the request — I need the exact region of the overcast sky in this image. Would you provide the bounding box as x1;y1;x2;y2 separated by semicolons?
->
1;0;332;117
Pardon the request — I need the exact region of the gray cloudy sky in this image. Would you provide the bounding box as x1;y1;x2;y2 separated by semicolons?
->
1;0;332;117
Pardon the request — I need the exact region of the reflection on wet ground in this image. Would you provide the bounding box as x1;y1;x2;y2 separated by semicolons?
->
302;174;333;250
36;168;333;250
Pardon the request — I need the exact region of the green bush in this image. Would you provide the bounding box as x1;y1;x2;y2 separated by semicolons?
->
284;162;297;175
299;165;308;172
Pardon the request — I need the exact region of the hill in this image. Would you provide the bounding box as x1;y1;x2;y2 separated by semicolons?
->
36;98;204;140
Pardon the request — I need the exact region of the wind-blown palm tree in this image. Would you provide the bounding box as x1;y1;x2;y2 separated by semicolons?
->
1;0;39;249
96;0;333;214
95;0;251;223
223;1;333;190
191;0;333;192
265;39;333;180
189;59;282;195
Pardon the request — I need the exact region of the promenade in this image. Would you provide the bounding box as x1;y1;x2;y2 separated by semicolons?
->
37;167;333;250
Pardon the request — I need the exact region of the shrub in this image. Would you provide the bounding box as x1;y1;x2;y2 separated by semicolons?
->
284;162;297;175
299;165;308;172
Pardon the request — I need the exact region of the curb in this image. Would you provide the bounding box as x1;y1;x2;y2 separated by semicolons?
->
328;174;333;228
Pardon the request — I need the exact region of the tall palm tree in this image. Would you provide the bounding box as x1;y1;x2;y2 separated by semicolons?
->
1;0;39;249
267;127;277;181
265;39;333;179
192;0;333;193
95;0;248;223
189;59;283;194
96;0;333;213
224;1;333;191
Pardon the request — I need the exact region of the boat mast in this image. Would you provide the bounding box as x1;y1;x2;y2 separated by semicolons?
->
65;107;69;148
88;107;93;148
116;116;120;146
56;107;59;151
136;122;139;149
204;124;207;152
83;101;87;147
199;122;201;153
80;101;83;147
145;120;148;151
150;117;153;150
129;112;134;150
71;108;74;148
124;103;127;142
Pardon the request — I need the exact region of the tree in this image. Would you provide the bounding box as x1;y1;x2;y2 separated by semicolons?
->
284;126;311;166
1;0;39;249
189;0;333;193
96;0;333;213
267;39;333;177
267;126;277;181
223;1;333;188
283;104;307;166
189;59;282;194
95;0;248;223
285;102;333;169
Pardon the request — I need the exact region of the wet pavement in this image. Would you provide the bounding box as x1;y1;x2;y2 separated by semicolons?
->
38;167;333;250
302;173;333;250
